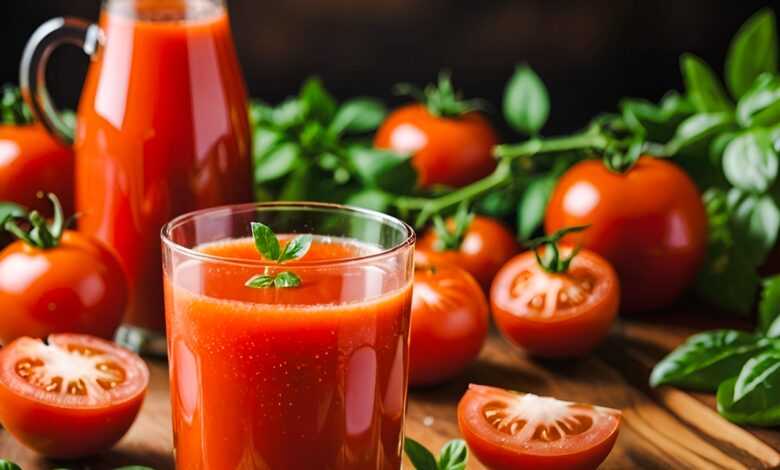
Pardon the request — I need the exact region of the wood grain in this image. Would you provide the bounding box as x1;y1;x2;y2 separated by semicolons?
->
1;316;779;469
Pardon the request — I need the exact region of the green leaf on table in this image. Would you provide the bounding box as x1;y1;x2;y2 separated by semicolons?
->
278;234;313;263
329;98;387;135
728;189;780;266
251;222;281;261
759;275;780;336
438;439;468;470
726;8;778;100
717;351;780;426
665;112;735;156
404;438;438;470
299;77;337;123
503;64;550;135
517;175;557;241
650;330;767;390
347;147;416;193
736;73;780;128
254;142;302;184
681;53;733;113
723;130;779;193
0;460;21;470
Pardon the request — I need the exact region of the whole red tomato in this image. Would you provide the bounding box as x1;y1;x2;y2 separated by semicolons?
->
409;261;488;386
0;195;127;344
0;87;73;215
374;75;497;188
545;156;707;313
418;215;518;288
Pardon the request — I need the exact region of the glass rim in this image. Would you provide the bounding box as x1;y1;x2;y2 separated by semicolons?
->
160;201;416;268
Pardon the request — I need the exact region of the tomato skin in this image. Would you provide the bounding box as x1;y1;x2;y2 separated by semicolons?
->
0;334;148;458
409;262;488;386
0;231;127;344
0;124;74;215
490;248;619;357
545;157;707;313
374;104;498;188
418;216;518;289
458;384;621;470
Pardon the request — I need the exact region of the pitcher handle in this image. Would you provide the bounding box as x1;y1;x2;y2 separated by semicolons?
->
19;17;101;145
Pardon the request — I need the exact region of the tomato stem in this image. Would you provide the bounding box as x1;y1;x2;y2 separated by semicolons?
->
2;193;66;249
0;86;34;126
494;133;609;159
527;225;590;273
395;158;513;228
395;71;487;119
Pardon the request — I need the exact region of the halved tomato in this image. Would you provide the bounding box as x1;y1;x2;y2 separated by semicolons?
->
490;246;619;357
0;334;149;458
458;384;621;470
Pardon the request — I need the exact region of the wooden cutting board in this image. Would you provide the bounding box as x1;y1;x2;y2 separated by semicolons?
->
2;312;780;469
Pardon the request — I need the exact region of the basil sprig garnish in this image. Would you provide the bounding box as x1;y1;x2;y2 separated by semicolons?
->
245;222;312;289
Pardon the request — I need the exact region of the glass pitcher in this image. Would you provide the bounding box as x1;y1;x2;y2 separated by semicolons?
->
21;0;253;353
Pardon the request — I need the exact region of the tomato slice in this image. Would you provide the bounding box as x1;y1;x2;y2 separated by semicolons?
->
490;248;619;357
458;384;621;470
0;334;149;458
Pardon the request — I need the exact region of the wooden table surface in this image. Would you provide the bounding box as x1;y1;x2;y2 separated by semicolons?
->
2;313;780;469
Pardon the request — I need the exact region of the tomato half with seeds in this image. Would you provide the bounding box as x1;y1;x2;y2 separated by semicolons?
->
458;384;621;470
490;245;619;358
409;262;489;386
0;334;149;458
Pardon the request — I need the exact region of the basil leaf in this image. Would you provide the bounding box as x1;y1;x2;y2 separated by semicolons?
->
278;234;313;263
0;461;21;470
728;190;780;267
680;53;733;113
734;350;780;401
251;222;281;261
759;275;780;336
717;355;780;426
736;74;780;128
723;130;779;192
438;439;468;470
345;188;392;213
404;438;438;470
299;77;337;123
279;166;311;201
0;202;26;227
726;8;778;100
254;142;302;184
273;271;301;288
272;99;306;130
347;147;416;193
249;100;274;126
517;175;556;241
503;65;550;135
665;112;734;156
650;330;766;390
245;274;274;288
696;250;760;315
329;98;387;135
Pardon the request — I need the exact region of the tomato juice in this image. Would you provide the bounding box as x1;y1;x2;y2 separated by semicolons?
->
164;236;413;469
75;0;252;332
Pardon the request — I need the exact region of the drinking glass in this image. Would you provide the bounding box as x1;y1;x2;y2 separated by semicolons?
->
161;202;415;469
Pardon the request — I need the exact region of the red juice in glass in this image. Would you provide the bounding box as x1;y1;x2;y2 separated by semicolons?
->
162;203;415;469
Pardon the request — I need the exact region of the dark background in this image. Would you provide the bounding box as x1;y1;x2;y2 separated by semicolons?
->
1;0;775;134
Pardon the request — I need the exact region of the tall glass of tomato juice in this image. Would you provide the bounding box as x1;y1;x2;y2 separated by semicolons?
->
20;0;252;352
162;203;415;469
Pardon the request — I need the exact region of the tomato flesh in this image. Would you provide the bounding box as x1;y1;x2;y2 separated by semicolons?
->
490;248;619;357
458;384;621;470
0;334;148;458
